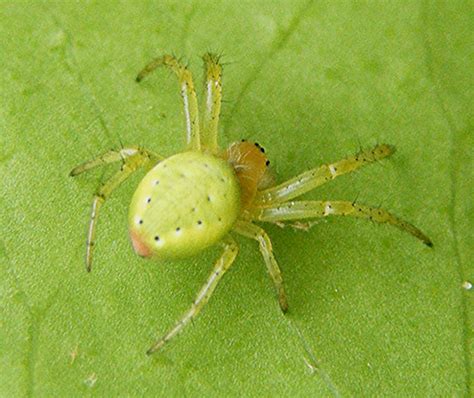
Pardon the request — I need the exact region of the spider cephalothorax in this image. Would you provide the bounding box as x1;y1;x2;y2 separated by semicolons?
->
225;140;274;209
70;53;432;355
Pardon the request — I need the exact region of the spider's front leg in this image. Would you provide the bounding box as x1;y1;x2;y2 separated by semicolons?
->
136;54;201;151
255;144;394;205
147;236;239;355
235;221;289;313
201;53;223;152
253;200;433;246
70;148;161;271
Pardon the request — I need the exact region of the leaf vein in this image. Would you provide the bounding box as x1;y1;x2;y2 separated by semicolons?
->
222;0;314;135
421;1;472;395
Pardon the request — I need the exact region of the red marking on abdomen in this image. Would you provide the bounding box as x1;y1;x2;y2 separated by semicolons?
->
130;230;152;257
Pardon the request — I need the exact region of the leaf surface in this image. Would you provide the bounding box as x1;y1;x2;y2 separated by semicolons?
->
1;1;472;396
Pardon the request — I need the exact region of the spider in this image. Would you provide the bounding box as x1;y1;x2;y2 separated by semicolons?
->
70;53;432;355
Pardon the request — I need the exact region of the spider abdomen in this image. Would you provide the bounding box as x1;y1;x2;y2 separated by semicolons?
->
128;151;240;259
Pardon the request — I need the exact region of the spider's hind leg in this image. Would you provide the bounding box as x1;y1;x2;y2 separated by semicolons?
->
74;150;159;272
147;235;239;354
69;147;160;176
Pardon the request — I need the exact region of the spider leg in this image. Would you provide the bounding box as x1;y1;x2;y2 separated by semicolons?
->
201;53;222;152
252;200;433;246
147;235;239;354
234;221;288;313
136;55;200;151
69;147;161;176
255;144;394;205
80;151;157;272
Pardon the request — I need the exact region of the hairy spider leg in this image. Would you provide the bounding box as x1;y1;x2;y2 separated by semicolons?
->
255;144;394;205
69;147;161;176
136;55;200;151
71;150;159;271
235;221;289;313
147;236;239;354
201;53;223;152
253;200;433;246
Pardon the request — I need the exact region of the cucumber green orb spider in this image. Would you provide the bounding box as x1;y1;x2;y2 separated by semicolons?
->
70;53;432;355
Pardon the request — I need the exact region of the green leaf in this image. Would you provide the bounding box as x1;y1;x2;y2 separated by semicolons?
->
1;1;472;396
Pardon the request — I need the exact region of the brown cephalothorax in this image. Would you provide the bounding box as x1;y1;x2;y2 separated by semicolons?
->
225;140;273;209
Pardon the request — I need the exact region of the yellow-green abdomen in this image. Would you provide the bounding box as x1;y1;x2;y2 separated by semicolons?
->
129;151;240;259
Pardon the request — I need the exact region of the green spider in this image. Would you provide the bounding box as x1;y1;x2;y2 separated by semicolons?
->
70;53;432;355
